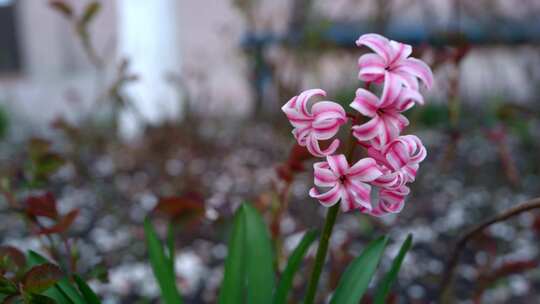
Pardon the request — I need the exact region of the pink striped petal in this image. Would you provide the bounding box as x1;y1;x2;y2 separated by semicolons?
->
309;184;341;207
352;116;382;142
395;88;424;112
350;88;380;117
346;180;372;209
388;40;412;65
347;158;382;182
380;72;402;108
306;135;340;157
326;154;349;176
313;161;339;187
356;33;392;63
393;70;419;90
394;58;434;89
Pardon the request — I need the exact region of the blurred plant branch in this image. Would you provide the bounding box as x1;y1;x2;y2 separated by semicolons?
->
439;196;540;303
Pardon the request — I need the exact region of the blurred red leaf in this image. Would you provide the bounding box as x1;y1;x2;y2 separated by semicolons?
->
24;192;58;219
48;0;73;18
38;210;79;235
287;144;312;172
22;263;63;294
2;294;23;304
153;193;205;220
0;246;26;272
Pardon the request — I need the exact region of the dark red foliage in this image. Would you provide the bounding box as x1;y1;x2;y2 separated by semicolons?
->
153;193;205;220
38;210;79;235
24;192;58;219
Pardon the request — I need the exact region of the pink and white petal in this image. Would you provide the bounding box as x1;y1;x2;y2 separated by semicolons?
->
402;164;419;182
394;58;434;89
311;101;346;118
358;66;386;82
393;70;419;91
352;116;382;142
385;141;410;170
327;154;349;176
340;187;356;212
359;70;385;83
388;40;412;65
306;135;340;157
386;112;409;131
378;186;409;214
292;126;311;145
309;184;341;207
350;88;380;117
312;118;341;140
356;33;392;63
377;114;402;146
313;162;339;187
358;53;386;69
296;89;327;116
347;157;382;182
373;171;402;188
380;72;402;108
346;180;372;210
395;88;424;112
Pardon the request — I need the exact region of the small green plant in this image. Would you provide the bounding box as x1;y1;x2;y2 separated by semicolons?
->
144;203;413;303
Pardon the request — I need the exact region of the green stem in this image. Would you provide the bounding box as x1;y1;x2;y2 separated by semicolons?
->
303;112;360;304
303;203;340;304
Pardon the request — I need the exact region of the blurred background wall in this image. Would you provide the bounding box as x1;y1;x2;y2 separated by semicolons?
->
0;0;539;137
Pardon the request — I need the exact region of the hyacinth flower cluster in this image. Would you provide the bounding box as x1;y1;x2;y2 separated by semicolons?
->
282;33;433;216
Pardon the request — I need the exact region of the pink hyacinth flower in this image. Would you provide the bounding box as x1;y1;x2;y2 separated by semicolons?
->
369;135;427;187
351;72;424;146
368;185;411;216
282;89;347;157
309;155;382;212
356;33;434;90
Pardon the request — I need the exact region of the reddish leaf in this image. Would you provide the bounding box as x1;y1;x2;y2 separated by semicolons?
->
48;0;73;18
38;210;79;235
28;138;51;159
2;294;23;304
153;193;205;219
287;144;312;172
0;246;26;272
79;1;101;27
22;264;63;294
24;192;58;219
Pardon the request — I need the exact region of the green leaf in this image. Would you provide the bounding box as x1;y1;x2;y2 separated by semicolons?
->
23;293;56;304
330;236;389;304
144;219;183;304
27;251;84;304
0;275;17;295
373;234;413;304
22;264;63;294
217;205;246;304
273;230;318;304
73;275;100;304
242;205;275;304
167;224;175;272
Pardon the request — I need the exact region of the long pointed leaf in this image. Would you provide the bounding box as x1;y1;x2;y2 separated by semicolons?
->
74;275;101;304
330;236;389;304
373;234;413;304
218;205;246;304
273;230;318;304
27;250;84;304
242;204;276;304
144;219;183;304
